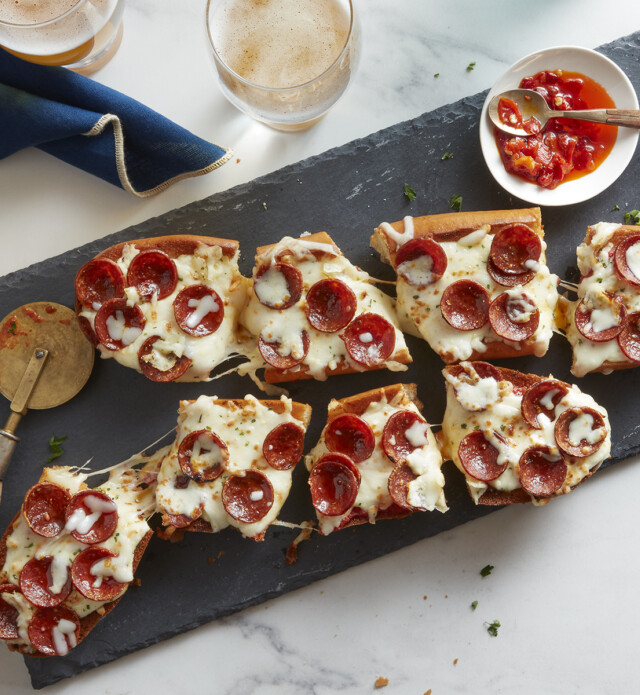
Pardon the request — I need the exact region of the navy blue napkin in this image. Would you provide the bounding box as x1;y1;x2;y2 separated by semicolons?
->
0;50;232;197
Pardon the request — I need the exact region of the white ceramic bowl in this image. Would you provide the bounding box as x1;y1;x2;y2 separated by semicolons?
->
479;45;639;206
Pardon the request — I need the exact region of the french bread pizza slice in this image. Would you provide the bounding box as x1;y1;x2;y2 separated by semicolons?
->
240;232;412;383
156;395;312;541
75;234;250;382
439;361;611;505
562;222;640;376
371;208;560;364
0;448;166;657
305;383;447;535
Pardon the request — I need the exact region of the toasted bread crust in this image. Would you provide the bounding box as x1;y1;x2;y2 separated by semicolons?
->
371;208;542;263
96;234;239;262
255;231;339;259
0;483;153;657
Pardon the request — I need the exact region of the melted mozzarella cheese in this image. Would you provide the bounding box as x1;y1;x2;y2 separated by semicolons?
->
505;290;535;323
254;267;290;306
380;218;558;362
626;241;640;281
305;395;447;535
441;364;611;504
186;294;219;329
52;618;77;656
397;254;435;286
155;395;307;539
106;311;142;346
444;372;499;412
568;412;604;447
378;217;415;247
80;243;249;381
240;238;409;380
569;222;640;376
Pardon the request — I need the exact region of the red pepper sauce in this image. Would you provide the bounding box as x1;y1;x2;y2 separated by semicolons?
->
494;70;617;189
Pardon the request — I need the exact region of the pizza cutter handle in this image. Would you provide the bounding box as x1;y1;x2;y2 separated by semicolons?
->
0;413;22;504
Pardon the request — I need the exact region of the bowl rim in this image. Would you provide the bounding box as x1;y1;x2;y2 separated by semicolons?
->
479;45;639;207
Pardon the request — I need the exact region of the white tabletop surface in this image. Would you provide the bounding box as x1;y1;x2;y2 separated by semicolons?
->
2;1;640;692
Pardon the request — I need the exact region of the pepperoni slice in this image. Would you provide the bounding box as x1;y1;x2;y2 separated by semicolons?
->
309;453;360;517
78;315;99;347
178;430;228;482
574;294;626;343
614;235;640;286
521;379;570;429
488;291;540;342
138;335;193;382
305;279;357;333
440;280;490;331
487;257;535;287
65;490;118;545
263;422;306;470
324;414;375;464
94;298;145;351
259;331;310;370
489;224;542;275
254;263;303;310
382;410;429;464
173;285;224;337
222;470;274;524
458;431;507;482
71;547;128;602
448;361;502;383
28;605;80;656
519;446;567;497
618;312;640;362
394;238;447;288
23;483;71;538
387;463;419;509
554;407;606;458
126;250;177;302
19;557;72;608
162;509;203;528
342;313;396;366
75;258;125;310
0;584;19;640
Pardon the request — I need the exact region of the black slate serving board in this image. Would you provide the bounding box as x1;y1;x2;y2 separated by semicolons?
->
2;31;640;689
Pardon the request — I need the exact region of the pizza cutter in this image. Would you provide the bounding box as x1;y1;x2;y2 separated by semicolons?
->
0;302;95;503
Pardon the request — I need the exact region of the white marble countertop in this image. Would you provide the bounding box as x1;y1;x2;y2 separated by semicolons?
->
2;1;640;692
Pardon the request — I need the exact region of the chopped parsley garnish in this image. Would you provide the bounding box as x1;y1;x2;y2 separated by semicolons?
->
466;61;476;71
486;619;501;637
461;423;467;429
450;194;463;212
624;209;640;225
404;183;417;201
611;204;620;211
7;321;16;335
441;152;454;160
500;423;506;432
47;435;67;462
434;73;440;78
480;564;494;578
471;600;478;611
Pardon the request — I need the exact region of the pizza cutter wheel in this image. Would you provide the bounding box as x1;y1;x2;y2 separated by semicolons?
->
0;302;95;503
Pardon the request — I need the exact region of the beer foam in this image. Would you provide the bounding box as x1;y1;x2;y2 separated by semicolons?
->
0;0;118;56
210;0;350;89
0;0;81;26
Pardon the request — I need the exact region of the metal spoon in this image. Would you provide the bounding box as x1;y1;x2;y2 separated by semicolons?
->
488;88;640;137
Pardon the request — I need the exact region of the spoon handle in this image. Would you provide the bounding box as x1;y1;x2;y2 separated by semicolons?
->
554;108;640;128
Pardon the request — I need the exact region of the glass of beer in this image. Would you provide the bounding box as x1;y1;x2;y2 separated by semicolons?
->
205;0;359;132
0;0;125;75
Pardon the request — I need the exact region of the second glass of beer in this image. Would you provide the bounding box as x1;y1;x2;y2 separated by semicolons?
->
205;0;359;131
0;0;125;75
